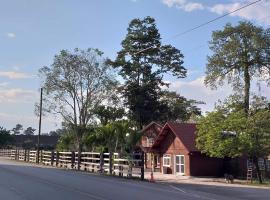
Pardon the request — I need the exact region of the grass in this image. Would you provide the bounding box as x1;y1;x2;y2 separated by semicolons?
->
249;179;270;187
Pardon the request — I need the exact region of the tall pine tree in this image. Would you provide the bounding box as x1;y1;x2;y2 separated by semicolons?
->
108;16;186;128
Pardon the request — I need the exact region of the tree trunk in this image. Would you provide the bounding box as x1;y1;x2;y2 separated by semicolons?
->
264;158;268;179
243;65;250;115
254;157;263;184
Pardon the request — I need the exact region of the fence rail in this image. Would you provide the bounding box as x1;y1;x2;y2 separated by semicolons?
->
0;149;144;180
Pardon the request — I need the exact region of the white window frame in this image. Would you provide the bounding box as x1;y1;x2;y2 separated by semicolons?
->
163;154;171;167
175;155;185;175
156;155;160;166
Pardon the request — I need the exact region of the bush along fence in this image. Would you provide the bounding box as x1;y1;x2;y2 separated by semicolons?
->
0;149;144;180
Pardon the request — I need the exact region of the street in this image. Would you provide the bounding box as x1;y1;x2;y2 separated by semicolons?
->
0;158;269;200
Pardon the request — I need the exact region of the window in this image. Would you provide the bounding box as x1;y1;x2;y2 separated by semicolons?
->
163;154;171;167
268;160;270;170
146;137;154;147
175;155;185;175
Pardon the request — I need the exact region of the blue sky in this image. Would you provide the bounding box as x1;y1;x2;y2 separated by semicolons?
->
1;0;270;133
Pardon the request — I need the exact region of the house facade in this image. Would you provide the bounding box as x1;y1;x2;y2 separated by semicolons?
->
140;121;270;177
140;122;162;170
151;122;223;176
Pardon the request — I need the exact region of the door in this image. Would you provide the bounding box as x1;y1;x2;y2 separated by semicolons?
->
175;155;185;175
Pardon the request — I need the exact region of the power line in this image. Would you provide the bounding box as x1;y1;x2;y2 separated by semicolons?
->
135;0;263;55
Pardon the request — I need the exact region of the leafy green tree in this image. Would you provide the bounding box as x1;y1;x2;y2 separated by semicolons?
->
84;120;139;154
56;132;76;151
108;16;187;128
39;48;117;167
23;127;36;135
196;96;270;183
93;105;125;125
205;21;270;114
0;127;15;147
159;91;203;123
12;124;23;135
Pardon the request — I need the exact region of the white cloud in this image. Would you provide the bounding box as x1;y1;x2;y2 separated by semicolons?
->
162;0;270;25
0;82;9;87
209;1;270;25
162;0;204;12
168;76;270;112
0;88;38;103
0;71;33;79
7;32;16;38
168;76;232;112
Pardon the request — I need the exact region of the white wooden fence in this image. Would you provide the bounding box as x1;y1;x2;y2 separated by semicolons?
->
0;149;144;180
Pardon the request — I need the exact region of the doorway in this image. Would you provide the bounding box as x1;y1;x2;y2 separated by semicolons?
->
175;155;185;175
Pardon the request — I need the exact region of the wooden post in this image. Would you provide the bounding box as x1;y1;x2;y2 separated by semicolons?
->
40;150;43;164
51;151;54;166
77;151;82;170
37;88;43;164
119;166;123;177
56;151;59;167
14;149;16;160
24;149;27;161
100;152;104;173
109;152;113;175
141;151;144;181
71;151;75;169
27;150;30;162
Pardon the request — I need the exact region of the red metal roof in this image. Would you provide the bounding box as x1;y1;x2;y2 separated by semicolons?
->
152;122;199;152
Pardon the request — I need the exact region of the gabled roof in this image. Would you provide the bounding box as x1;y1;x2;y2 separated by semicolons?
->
151;122;199;152
140;121;162;135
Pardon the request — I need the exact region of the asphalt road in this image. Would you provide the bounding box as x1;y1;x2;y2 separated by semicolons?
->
0;158;269;200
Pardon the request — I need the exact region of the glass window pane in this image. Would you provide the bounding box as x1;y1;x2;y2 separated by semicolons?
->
181;156;184;164
176;156;179;164
176;165;179;173
181;165;185;173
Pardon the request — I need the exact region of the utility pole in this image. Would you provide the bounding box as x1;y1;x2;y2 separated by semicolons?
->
37;87;43;164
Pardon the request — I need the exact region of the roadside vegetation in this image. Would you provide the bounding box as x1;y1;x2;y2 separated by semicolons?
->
196;21;270;184
1;18;270;185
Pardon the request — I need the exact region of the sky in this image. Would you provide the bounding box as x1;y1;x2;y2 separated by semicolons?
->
1;0;270;133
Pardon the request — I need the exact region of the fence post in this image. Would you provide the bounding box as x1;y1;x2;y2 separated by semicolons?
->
24;149;27;161
40;150;43;164
14;147;18;160
77;151;82;170
56;151;59;167
100;152;104;173
71;151;75;169
51;151;54;166
109;152;113;175
141;151;144;181
27;150;30;162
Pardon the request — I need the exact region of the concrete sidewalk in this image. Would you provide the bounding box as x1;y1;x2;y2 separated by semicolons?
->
144;172;270;189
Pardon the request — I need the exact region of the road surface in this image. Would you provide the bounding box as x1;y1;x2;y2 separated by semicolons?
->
0;158;269;200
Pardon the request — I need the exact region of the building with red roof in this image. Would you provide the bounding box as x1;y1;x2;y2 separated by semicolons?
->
151;122;223;176
141;121;270;177
141;121;224;176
